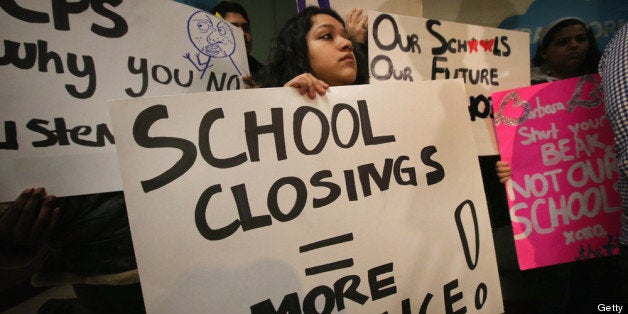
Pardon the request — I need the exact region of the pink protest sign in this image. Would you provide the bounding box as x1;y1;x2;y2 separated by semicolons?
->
492;74;621;270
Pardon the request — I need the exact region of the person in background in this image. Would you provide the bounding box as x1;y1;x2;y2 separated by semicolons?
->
210;1;264;82
530;17;601;85
256;6;365;96
600;23;628;302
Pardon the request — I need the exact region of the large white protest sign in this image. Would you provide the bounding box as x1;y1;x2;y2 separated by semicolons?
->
368;11;530;156
109;80;503;313
0;0;248;201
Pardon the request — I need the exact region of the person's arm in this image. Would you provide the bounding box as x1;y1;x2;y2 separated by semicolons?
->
496;161;512;183
284;73;329;99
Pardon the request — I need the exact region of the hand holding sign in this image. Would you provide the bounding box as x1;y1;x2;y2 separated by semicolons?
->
496;161;512;183
0;187;59;246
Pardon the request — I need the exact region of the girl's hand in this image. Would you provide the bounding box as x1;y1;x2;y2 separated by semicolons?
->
496;161;512;183
284;73;329;99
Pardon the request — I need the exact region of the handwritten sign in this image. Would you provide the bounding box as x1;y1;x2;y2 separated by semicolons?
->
492;75;621;270
0;0;248;201
109;80;503;313
367;11;530;156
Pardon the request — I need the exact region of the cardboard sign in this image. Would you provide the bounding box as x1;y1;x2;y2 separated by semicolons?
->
109;80;503;313
367;11;530;156
492;75;621;270
0;0;248;201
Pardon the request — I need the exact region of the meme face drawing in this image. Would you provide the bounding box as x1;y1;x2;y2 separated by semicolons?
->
185;11;242;78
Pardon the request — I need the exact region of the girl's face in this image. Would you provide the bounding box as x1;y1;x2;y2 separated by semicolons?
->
541;24;590;75
306;14;357;86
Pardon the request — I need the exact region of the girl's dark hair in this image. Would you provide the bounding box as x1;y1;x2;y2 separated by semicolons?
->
532;18;601;75
257;6;352;87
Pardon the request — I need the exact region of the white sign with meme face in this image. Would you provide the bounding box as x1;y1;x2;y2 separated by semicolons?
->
0;0;248;201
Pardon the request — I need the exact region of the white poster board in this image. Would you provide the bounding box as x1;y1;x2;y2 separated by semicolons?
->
368;11;530;156
0;0;248;201
109;80;503;313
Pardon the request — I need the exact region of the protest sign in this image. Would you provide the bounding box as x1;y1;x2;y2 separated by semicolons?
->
0;0;248;201
367;11;530;156
109;80;503;313
492;75;621;270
